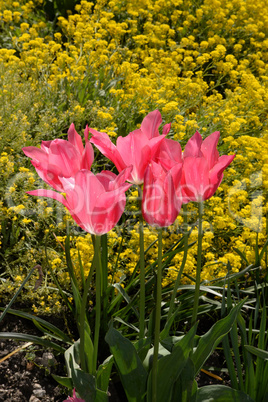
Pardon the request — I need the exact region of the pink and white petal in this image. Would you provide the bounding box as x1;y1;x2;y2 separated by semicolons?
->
140;110;162;138
183;131;203;158
68;123;84;155
201;131;220;170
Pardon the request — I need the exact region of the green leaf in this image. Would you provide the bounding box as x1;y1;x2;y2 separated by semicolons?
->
244;345;268;360
196;385;254;401
192;299;245;375
0;332;65;353
65;340;80;377
0;307;72;344
70;355;97;402
51;374;73;389
96;356;114;393
147;323;197;402
105;327;148;402
172;357;196;402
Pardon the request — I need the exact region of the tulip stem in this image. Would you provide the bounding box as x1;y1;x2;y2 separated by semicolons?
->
191;202;203;326
138;185;145;339
93;235;102;373
152;228;163;401
79;252;96;374
167;204;188;322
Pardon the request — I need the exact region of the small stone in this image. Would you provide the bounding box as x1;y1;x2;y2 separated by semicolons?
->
33;388;46;398
29;396;41;402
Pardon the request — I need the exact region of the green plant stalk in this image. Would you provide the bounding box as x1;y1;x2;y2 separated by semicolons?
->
167;204;188;322
79;253;96;374
191;202;203;326
93;235;102;373
152;228;163;401
138;185;145;339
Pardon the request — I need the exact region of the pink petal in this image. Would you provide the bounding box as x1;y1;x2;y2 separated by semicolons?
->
207;154;235;199
162;123;171;136
140;110;162;138
81;142;94;170
48;140;81;176
201;131;220;170
110;166;133;190
183;131;203;158
31;163;64;192
66;170;104;215
27;189;68;207
90;129;126;172
84;125;89;142
68;123;84;155
96;170;117;190
117;130;151;184
142;164;179;227
40;141;53;152
154;138;182;167
91;190;126;235
22;146;49;165
181;156;210;202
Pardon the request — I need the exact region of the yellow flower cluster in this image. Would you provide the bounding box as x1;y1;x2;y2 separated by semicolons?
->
0;0;268;312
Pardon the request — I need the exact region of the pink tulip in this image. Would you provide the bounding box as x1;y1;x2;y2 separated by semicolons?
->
22;124;94;192
181;131;235;202
142;161;182;227
89;110;170;185
27;167;132;235
62;389;85;402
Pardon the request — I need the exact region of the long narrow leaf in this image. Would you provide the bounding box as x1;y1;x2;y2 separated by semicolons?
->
0;307;73;344
0;332;65;353
192;299;245;374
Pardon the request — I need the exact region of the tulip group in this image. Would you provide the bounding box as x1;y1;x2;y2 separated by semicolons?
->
24;111;235;233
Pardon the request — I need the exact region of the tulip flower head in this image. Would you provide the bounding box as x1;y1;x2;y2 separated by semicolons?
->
90;110;170;185
22;124;94;192
142;161;182;227
62;389;85;402
181;131;235;203
27;167;132;235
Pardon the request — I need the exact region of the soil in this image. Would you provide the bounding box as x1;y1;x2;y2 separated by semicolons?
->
0;314;228;402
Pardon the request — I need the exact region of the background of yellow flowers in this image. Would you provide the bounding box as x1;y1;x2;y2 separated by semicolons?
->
0;0;267;314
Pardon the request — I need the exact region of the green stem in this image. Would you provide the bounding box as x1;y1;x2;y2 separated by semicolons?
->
152;228;163;401
138;185;145;339
191;202;203;326
79;252;96;374
93;235;102;373
167;204;188;322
